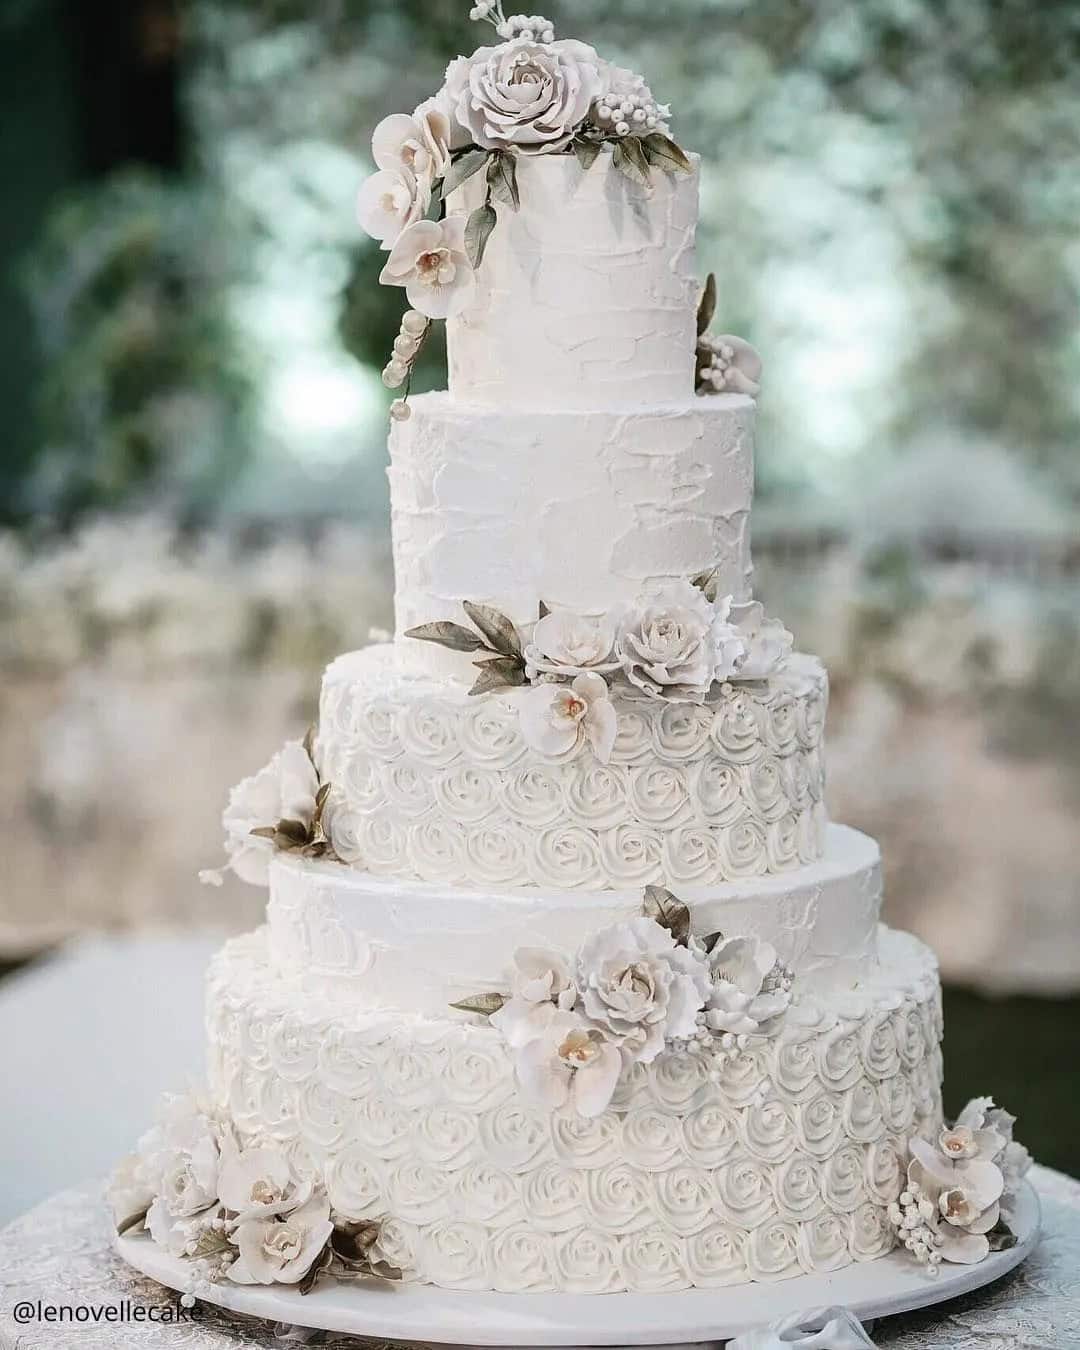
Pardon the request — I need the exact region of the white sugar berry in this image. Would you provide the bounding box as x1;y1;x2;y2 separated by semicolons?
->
393;334;417;357
390;399;411;422
401;309;427;336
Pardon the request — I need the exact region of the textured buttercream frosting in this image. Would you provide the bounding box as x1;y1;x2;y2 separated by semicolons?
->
446;151;699;408
266;825;881;1015
206;925;943;1294
315;644;827;889
388;391;755;672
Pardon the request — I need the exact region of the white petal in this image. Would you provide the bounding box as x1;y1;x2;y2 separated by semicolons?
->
371;112;421;171
571;1044;622;1117
583;698;617;764
517;683;581;758
939;1229;991;1265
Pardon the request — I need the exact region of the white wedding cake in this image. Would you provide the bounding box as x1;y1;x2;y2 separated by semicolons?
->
112;3;1031;1305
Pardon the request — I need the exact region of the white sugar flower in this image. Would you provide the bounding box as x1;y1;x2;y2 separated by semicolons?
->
700;334;763;397
490;947;577;1050
218;1145;312;1223
445;38;601;155
517;672;617;763
378;217;477;320
703;935;793;1037
371;105;452;181
200;739;318;888
906;1135;1005;1265
616;579;744;702
228;1193;333;1286
524;609;620;680
357;164;428;249
504;1003;622;1117
510;947;576;1007
726;600;794;681
131;1092;229;1254
575;916;711;1065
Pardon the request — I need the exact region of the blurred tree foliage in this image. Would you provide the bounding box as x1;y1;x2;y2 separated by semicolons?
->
9;0;1080;522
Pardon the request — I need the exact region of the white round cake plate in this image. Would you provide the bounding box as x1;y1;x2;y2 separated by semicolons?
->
116;1181;1039;1348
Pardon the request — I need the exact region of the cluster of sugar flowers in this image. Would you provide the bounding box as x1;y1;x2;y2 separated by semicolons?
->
199;729;336;889
408;575;794;762
453;886;795;1117
356;2;688;417
888;1096;1031;1272
109;1092;400;1295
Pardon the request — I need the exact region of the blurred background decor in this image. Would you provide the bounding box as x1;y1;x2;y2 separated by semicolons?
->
1;0;1078;1207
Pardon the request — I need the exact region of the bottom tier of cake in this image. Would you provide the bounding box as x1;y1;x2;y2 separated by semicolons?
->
206;926;942;1294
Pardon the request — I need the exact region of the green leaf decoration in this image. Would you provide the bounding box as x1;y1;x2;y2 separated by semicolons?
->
690;565;721;602
612;137;652;188
987;1216;1018;1252
572;136;602;171
312;781;331;830
469;656;527;696
302;723;318;764
405;621;486;652
642;132;693;175
450;991;508;1017
487;151;520;209
463;600;523;659
697;273;717;336
297;1243;333;1296
643;885;692;947
273;818;311;850
538;599;551;620
440;148;491;200
465;202;498;268
191;1228;233;1259
701;930;725;955
116;1207;149;1237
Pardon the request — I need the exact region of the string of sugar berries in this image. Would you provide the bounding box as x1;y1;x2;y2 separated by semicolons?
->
383;308;431;421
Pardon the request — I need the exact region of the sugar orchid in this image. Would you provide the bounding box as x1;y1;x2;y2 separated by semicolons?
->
378;217;477;320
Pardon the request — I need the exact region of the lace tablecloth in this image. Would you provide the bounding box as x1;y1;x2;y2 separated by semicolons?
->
2;1167;1078;1349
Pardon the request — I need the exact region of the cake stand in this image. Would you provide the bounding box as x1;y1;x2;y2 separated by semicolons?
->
115;1181;1039;1348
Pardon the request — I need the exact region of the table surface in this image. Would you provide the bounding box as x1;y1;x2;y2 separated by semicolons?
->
1;1166;1078;1350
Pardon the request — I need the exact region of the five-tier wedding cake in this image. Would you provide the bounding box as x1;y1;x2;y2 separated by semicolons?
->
112;2;1030;1306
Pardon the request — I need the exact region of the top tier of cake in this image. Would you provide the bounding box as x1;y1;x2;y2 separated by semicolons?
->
445;151;700;409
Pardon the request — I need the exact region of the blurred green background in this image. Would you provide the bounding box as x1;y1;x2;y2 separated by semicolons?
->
1;0;1079;1179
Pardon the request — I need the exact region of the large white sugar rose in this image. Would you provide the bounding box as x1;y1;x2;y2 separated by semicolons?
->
218;1145;312;1223
357;164;429;249
617;580;743;703
379;217;477;320
445;38;602;154
201;740;318;888
228;1193;333;1286
135;1093;225;1217
575;917;711;1065
517;672;617;764
511;1004;623;1118
132;1092;228;1255
524;609;620;680
702;935;792;1037
726;601;794;681
372;104;452;181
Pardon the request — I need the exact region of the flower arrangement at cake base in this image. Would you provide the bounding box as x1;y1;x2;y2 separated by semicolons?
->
108;1093;401;1299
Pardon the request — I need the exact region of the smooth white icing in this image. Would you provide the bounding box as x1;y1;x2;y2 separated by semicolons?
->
445;151;699;408
388;392;755;674
315;645;827;889
205;925;943;1294
266;825;880;1014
